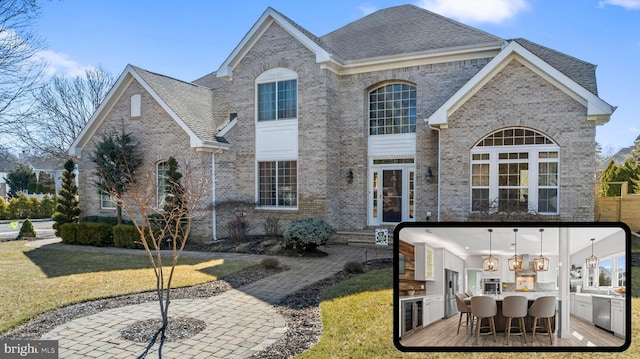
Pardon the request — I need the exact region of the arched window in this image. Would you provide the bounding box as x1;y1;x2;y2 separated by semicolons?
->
256;68;298;122
470;128;559;214
156;161;169;208
368;83;416;135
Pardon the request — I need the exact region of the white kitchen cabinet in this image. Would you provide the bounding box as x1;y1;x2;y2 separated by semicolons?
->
431;296;444;323
574;294;593;323
444;250;453;270
570;293;576;315
611;298;625;337
422;300;431;326
414;243;435;281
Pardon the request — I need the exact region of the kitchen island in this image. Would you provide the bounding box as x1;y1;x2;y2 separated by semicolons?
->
464;292;558;333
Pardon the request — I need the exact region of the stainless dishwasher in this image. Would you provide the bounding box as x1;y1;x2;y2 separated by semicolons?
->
592;296;611;331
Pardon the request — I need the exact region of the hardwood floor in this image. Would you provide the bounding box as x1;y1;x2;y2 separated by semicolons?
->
400;314;625;348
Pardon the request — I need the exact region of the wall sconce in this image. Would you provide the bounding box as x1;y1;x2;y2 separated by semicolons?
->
347;169;354;184
425;166;434;183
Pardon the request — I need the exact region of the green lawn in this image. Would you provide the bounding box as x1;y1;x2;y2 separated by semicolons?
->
298;267;640;359
0;240;257;334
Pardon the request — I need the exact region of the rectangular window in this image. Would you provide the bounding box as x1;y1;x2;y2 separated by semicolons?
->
100;192;115;209
617;255;625;287
258;79;297;121
157;162;170;208
258;160;297;207
471;155;490;211
598;258;613;286
498;161;528;212
538;154;558;213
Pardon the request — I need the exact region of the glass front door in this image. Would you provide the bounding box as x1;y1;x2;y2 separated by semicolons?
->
382;170;403;222
370;162;415;225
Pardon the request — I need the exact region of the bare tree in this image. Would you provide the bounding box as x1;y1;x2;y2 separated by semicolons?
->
16;65;115;158
0;0;44;131
97;155;209;358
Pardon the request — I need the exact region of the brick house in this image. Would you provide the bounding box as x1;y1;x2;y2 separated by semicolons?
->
70;5;614;242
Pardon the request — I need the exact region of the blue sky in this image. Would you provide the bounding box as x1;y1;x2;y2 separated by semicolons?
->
34;0;640;152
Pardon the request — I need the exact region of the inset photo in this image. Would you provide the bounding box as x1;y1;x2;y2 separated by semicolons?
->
394;222;631;353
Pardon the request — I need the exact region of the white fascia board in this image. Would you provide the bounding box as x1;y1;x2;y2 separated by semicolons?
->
335;42;502;75
216;116;238;138
217;8;334;80
427;41;615;126
69;66;134;156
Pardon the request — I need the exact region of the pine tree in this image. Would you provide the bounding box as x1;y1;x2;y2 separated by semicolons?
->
163;157;185;242
90;128;142;224
52;159;81;236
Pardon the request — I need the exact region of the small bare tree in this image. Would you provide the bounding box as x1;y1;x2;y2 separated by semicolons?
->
97;156;209;358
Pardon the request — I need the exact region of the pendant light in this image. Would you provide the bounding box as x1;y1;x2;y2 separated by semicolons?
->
533;228;549;272
585;238;598;269
483;229;499;272
508;228;523;271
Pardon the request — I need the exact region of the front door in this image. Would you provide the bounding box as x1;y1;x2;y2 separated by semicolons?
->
369;162;415;225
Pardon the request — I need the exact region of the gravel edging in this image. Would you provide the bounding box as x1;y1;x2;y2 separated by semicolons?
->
250;258;392;359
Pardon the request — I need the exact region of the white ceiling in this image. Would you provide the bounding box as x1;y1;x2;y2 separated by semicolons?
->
399;225;625;260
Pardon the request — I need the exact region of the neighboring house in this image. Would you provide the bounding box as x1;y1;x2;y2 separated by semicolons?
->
0;157;17;198
24;156;66;195
70;5;615;242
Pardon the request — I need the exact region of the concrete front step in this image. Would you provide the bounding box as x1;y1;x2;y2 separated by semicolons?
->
331;229;395;250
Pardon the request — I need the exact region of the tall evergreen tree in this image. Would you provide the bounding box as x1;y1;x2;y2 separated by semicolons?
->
52;159;80;236
90;128;142;224
3;163;33;197
163;157;185;241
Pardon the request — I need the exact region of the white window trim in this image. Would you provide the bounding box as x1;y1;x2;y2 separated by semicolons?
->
583;251;625;289
100;191;116;210
255;68;298;123
470;143;560;214
156;161;169;209
255;159;298;210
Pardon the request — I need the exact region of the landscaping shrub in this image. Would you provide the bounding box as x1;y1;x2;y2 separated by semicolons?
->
261;256;281;269
60;222;113;247
227;212;250;242
344;261;365;273
17;219;36;240
113;224;157;249
263;216;281;237
283;218;336;252
8;193;33;219
0;197;8;219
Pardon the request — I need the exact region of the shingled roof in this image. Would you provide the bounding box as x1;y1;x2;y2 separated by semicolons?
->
512;38;598;96
319;4;503;62
130;66;219;142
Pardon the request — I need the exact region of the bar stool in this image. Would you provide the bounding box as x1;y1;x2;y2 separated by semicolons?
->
464;291;473;297
455;293;472;335
471;296;497;345
502;296;528;345
528;296;556;345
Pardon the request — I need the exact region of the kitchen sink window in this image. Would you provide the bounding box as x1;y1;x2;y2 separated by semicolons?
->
470;128;559;214
584;252;625;289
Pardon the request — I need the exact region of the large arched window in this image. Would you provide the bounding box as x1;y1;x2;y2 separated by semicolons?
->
368;83;416;135
470;128;559;214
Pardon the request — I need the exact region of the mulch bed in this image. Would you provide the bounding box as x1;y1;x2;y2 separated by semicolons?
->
185;235;328;257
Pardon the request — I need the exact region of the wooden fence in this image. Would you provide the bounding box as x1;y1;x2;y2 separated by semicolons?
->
595;182;640;232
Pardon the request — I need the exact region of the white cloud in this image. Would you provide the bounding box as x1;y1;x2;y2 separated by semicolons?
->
359;4;379;16
415;0;530;24
33;50;93;78
598;0;640;9
630;127;639;132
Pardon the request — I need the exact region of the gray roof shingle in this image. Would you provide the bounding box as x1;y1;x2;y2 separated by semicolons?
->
512;38;598;96
130;66;222;142
319;4;503;62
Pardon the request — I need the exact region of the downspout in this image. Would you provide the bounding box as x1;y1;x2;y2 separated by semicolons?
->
428;124;441;221
211;152;217;241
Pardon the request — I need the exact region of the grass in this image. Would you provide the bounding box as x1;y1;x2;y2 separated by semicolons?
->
298;267;640;359
0;240;257;335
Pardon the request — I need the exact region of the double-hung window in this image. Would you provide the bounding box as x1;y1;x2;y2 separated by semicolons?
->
258;160;297;207
470;128;559;214
258;79;297;121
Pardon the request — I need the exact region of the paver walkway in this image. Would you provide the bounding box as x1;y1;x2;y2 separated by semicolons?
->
27;239;392;358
